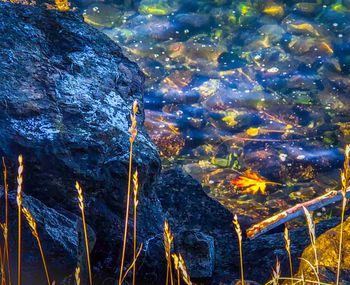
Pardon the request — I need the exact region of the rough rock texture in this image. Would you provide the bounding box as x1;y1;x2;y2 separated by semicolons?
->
0;2;163;283
154;168;239;283
174;231;215;279
291;216;350;284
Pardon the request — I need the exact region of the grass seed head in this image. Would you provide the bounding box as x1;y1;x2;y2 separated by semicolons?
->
163;221;173;263
130;100;138;144
75;267;80;285
232;214;242;241
75;181;84;211
172;254;179;270
133;169;139;207
22;207;38;238
178;254;193;285
271;257;280;285
17;154;24;207
284;226;290;250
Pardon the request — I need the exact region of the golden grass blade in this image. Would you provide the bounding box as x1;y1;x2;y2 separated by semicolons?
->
299;257;320;284
119;100;138;285
271;257;280;285
120;243;143;284
0;235;5;285
2;157;11;285
75;267;80;285
75;182;92;285
284;226;293;284
163;221;173;285
133;169;139;285
172;254;180;285
336;144;350;285
22;207;50;285
178;254;193;285
233;214;244;285
302;206;319;277
16;155;23;285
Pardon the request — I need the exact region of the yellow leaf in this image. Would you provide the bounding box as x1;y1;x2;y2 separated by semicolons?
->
231;170;278;195
246;128;259;136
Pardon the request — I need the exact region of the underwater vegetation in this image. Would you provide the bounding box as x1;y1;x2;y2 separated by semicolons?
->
77;0;350;229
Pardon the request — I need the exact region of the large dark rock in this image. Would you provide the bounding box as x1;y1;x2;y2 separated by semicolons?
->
0;2;163;283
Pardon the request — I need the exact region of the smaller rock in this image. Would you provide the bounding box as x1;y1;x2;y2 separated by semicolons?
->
174;231;215;279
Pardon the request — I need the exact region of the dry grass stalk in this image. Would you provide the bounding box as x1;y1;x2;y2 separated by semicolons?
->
75;182;92;285
164;221;174;285
22;207;50;285
2;158;11;285
75;267;80;285
233;214;244;285
336;144;350;285
119;100;138;285
0;233;5;285
132;169;139;285
284;226;293;284
16;155;23;285
172;254;180;285
178;253;193;285
271;257;280;285
299;258;320;284
302;206;319;278
120;243;143;284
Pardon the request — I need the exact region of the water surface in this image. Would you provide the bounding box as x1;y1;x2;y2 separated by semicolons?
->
81;0;350;225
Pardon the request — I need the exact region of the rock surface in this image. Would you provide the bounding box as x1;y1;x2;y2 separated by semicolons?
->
0;2;163;283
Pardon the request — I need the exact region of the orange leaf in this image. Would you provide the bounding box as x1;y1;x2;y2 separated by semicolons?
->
231;170;271;195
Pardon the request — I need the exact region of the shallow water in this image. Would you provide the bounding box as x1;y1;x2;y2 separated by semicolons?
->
81;0;350;224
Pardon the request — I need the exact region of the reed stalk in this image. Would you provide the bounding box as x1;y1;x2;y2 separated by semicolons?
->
336;144;349;285
75;182;92;285
16;155;23;285
299;257;320;284
271;257;280;285
284;226;293;284
132;170;139;285
0;241;5;285
232;214;244;285
119;100;138;285
163;221;173;285
2;157;11;285
178;254;193;285
302;206;319;280
172;254;180;285
22;207;50;285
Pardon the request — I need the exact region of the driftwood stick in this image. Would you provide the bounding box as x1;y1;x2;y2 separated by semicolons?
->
246;187;350;239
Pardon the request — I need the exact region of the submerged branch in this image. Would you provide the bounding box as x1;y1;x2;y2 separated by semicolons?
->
247;186;350;239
